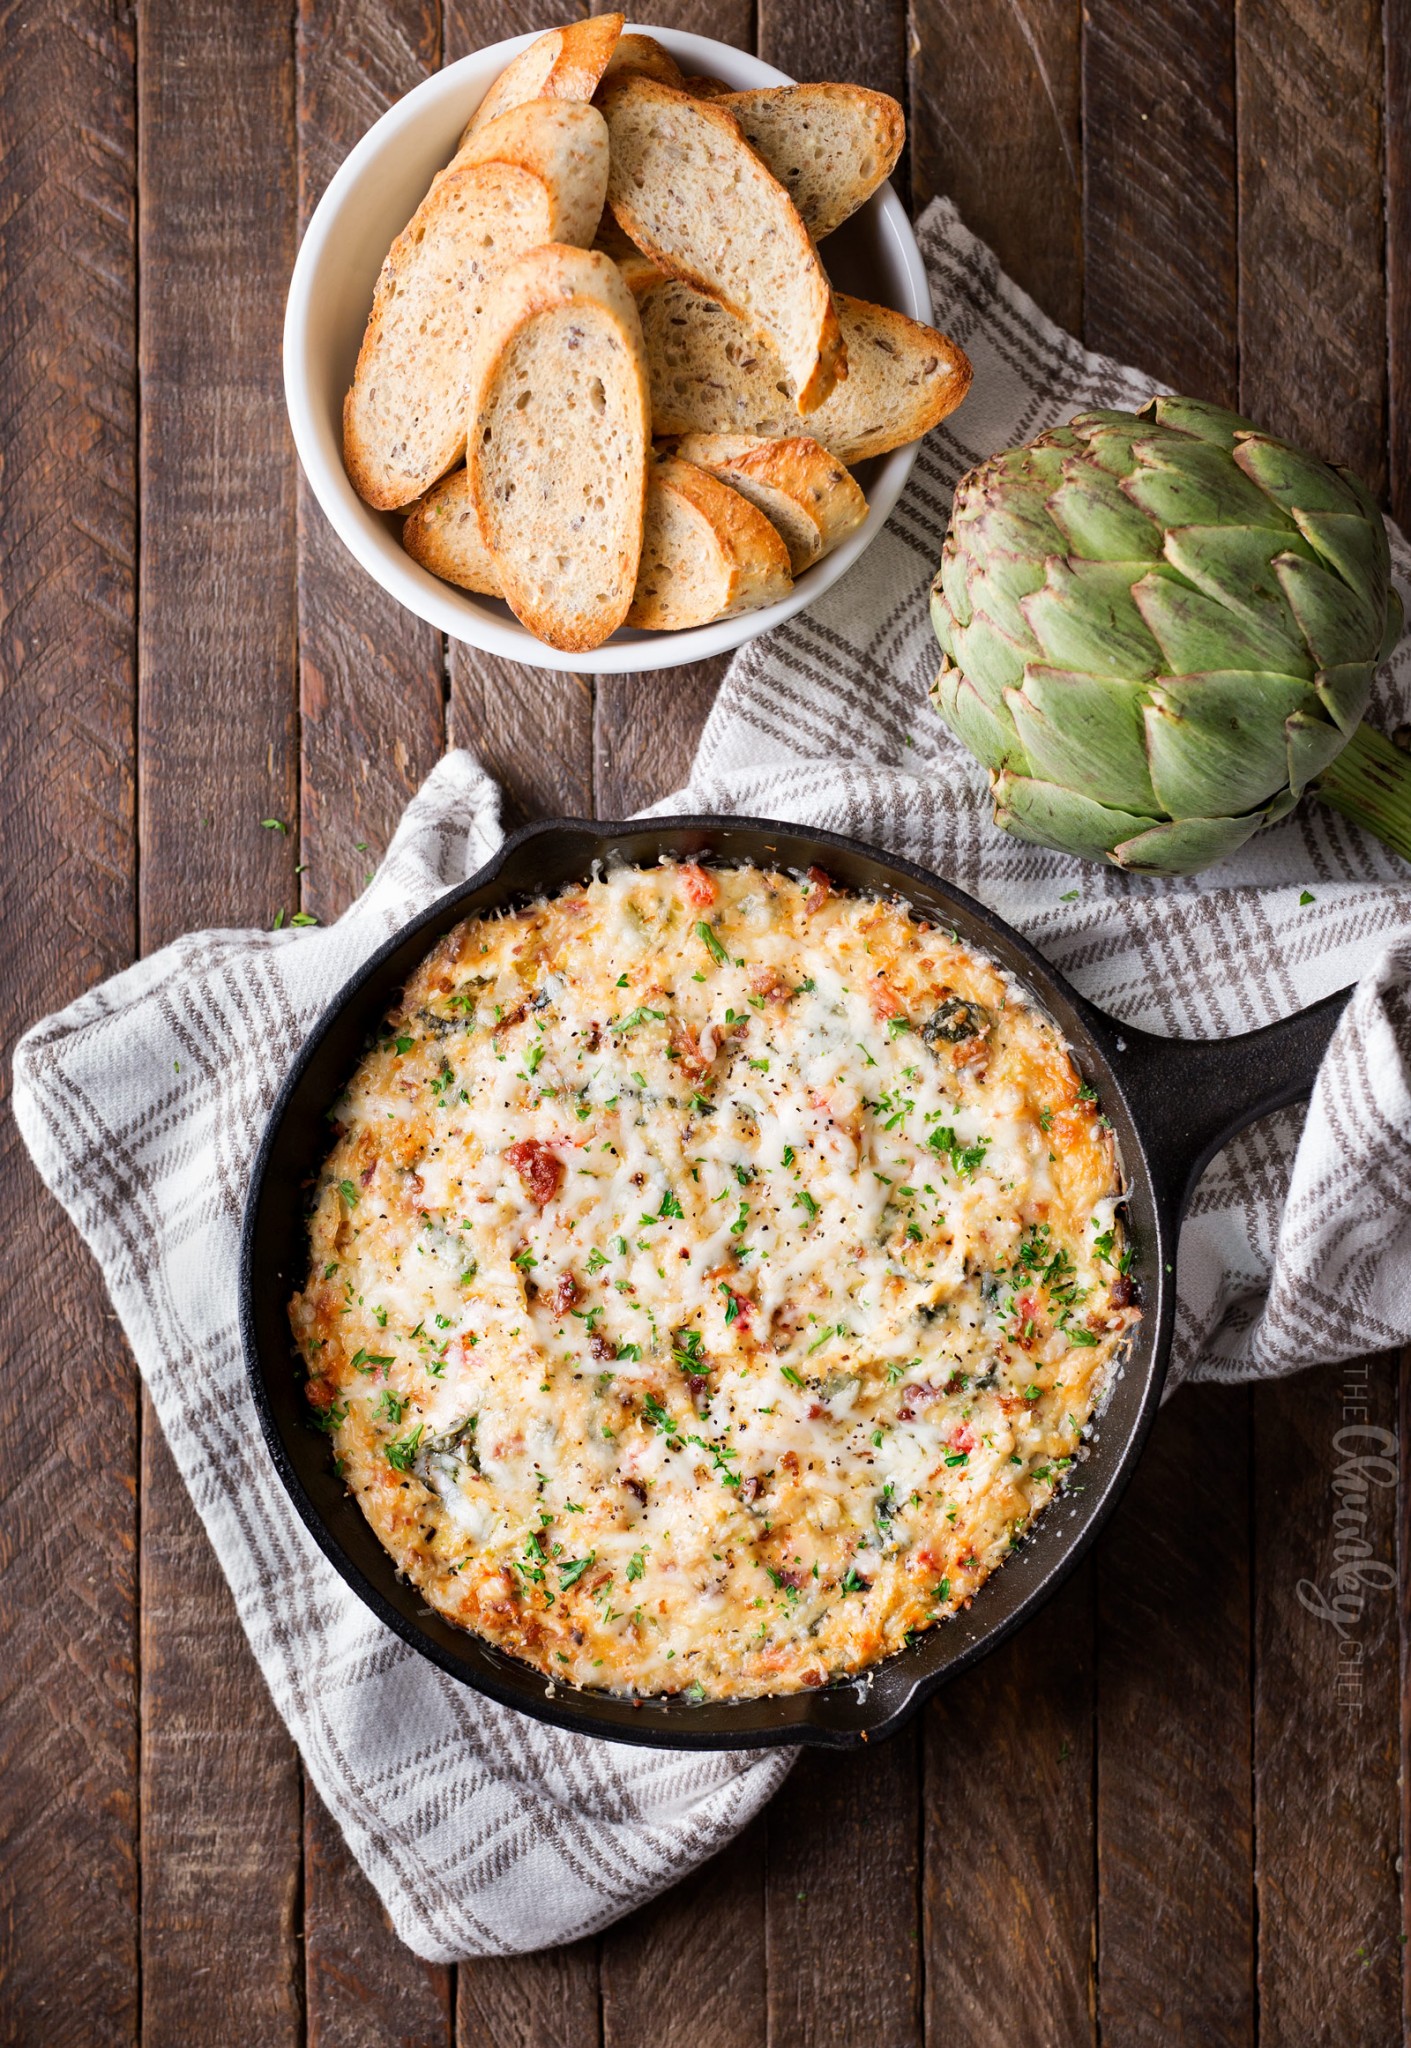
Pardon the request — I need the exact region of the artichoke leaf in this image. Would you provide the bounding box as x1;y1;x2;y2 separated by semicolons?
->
929;584;956;660
936;540;972;632
964;550;1052;642
1284;709;1348;796
1291;510;1388;621
1314;663;1374;737
1074;422;1146;480
1048;467;1164;563
1380;588;1405;665
1143;671;1322;817
960;478;1066;561
1006;667;1158;813
1109;812;1268;875
931;664;1027;777
1133;570;1316;679
1162;523;1315;635
1233;435;1362;517
1124;442;1292;531
1021;559;1166;678
951;613;1035;711
992;772;1161;864
1275;551;1381;669
1144;396;1260;448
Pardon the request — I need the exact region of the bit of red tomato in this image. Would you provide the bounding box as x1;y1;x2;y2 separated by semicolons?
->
503;1138;564;1206
680;862;716;908
803;865;833;914
949;1422;976;1454
869;978;906;1022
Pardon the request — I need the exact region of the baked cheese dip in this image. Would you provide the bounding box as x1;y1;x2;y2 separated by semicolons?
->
290;861;1139;1700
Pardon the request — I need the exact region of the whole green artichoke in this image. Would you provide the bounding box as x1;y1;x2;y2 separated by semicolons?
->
930;396;1407;875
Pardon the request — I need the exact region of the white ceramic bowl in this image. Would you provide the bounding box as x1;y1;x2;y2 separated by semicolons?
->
284;24;932;674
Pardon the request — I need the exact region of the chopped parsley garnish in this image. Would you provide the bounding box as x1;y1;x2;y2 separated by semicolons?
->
696;920;729;965
337;1179;358;1206
558;1553;596;1589
643;1395;682;1447
840;1567;868;1594
657;1188;685;1221
926;1127;991;1179
384;1424;425;1471
627;1549;648;1582
374;1389;407;1425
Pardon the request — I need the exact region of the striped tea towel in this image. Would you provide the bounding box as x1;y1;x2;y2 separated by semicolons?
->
12;197;1411;1964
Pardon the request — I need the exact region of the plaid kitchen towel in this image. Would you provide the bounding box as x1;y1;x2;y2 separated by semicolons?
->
12;196;1411;1964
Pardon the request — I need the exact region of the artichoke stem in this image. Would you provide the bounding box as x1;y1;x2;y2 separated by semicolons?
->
1315;723;1411;864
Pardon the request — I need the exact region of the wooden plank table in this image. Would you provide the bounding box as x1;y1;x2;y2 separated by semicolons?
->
1;1;1406;2040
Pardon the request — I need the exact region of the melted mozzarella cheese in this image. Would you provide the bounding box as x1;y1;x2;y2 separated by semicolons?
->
289;862;1138;1700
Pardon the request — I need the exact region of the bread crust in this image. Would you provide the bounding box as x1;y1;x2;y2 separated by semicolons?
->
596;31;686;92
671;431;867;572
459;14;623;145
465;245;651;651
627;455;792;628
636;276;973;464
600;75;846;417
402;470;500;594
343;103;609;510
720;84;905;240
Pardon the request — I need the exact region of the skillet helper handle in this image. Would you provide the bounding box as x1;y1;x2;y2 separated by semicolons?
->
1085;985;1355;1220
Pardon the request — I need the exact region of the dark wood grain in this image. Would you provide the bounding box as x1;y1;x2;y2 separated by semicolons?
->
1096;1388;1255;2044
1237;11;1401;2036
909;0;1082;334
298;0;446;926
600;1817;767;2048
135;0;303;2038
1079;21;1256;2038
594;662;723;815
0;4;139;2043
305;1784;454;2048
1083;0;1237;398
295;13;451;2030
1388;0;1411;532
1253;1357;1402;2044
458;1940;602;2048
766;1737;921;2048
1237;0;1388;487
923;1568;1097;2046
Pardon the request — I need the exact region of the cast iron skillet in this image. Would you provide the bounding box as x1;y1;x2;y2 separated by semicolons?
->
240;816;1350;1750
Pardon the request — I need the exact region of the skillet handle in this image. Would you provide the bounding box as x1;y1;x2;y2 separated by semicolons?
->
1079;985;1355;1220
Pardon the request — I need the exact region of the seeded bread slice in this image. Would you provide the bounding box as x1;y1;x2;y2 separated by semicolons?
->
719;85;904;240
343;102;609;510
670;432;867;572
636;274;972;463
466;245;651;651
597;32;686;91
403;454;795;632
600;74;846;415
627;456;792;629
459;14;622;144
402;470;499;595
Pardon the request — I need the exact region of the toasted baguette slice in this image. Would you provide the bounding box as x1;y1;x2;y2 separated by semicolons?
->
719;85;904;240
344;102;609;509
460;14;622;144
402;470;499;594
637;276;972;463
600;74;845;415
466;245;650;651
404;455;794;631
628;456;792;629
680;73;733;98
670;432;867;573
597;31;686;91
446;95;609;207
